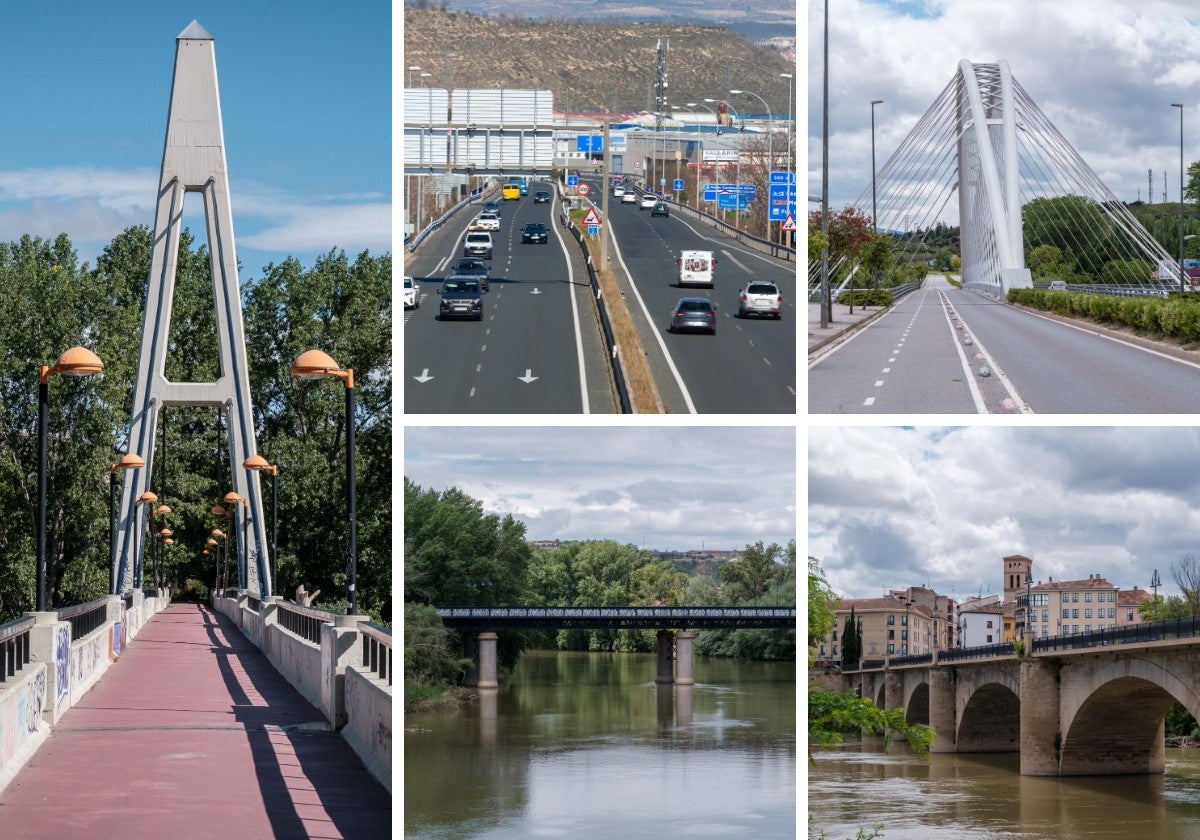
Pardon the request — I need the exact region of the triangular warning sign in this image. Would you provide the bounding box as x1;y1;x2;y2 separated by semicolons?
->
583;207;602;226
781;213;797;232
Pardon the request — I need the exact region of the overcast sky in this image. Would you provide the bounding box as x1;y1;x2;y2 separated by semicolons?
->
405;426;796;552
807;0;1200;213
0;2;389;275
809;426;1200;602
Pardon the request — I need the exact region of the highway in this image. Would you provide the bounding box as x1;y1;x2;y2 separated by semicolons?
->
809;275;1200;413
582;177;797;414
403;180;613;413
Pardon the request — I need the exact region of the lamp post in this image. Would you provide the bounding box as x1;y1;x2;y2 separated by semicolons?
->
780;72;793;170
1024;573;1033;638
729;89;772;168
224;491;247;591
37;346;104;611
109;453;144;594
134;491;157;590
244;455;279;598
1151;568;1162;622
291;349;357;614
1174;103;1186;294
152;505;171;592
820;0;831;328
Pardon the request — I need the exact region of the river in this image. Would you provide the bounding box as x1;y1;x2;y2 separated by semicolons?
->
405;649;797;839
810;739;1200;839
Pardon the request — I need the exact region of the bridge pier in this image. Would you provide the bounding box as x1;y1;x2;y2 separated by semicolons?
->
884;669;903;711
1020;657;1061;775
675;631;695;686
463;632;499;690
656;631;674;684
928;668;957;753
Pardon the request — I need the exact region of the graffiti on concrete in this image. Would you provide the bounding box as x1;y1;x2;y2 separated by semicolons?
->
55;625;70;713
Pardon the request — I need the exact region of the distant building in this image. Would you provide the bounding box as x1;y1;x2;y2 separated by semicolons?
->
1118;588;1152;625
1017;574;1119;638
887;585;957;651
957;595;1005;647
816;594;935;664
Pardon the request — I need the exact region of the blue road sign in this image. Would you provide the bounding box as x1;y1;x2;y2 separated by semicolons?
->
673;178;685;190
769;183;798;221
717;193;750;211
567;174;579;187
587;224;599;235
576;134;603;153
769;171;797;185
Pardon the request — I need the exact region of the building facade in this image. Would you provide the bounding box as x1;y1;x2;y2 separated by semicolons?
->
817;596;934;664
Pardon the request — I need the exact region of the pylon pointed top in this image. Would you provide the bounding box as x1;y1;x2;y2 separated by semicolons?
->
178;20;213;41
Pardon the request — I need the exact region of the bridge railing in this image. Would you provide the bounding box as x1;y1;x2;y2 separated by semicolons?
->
360;622;392;686
1033;616;1200;652
276;601;331;645
56;597;111;641
0;615;34;684
939;641;1016;662
887;652;933;667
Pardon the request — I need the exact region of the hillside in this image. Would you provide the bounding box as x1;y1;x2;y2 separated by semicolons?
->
402;9;795;117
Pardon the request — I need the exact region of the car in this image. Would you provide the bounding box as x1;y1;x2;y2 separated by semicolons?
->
621;191;637;204
403;276;420;310
669;297;718;334
640;194;658;210
455;256;492;290
515;177;529;196
737;280;783;319
612;185;626;198
502;183;521;200
439;277;484;321
1048;280;1068;290
651;202;669;217
468;212;500;231
533;190;551;203
483;201;502;215
464;231;493;260
521;222;549;244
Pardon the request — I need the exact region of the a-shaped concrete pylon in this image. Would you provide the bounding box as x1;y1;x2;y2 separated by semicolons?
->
114;21;269;597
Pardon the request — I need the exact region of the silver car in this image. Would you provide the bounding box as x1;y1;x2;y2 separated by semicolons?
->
403;276;420;310
737;281;783;319
668;297;717;334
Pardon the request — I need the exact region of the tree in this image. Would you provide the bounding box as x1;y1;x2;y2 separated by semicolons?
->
1171;555;1200;617
809;207;873;269
1139;594;1191;622
809;687;935;755
856;234;894;291
841;607;859;667
720;540;786;604
1186;160;1200;205
1023;195;1125;280
809;558;839;664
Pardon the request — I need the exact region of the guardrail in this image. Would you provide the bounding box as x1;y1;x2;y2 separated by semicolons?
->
887;652;933;667
1033;616;1200;652
56;597;110;641
407;181;495;253
643;189;796;262
560;188;633;413
0;615;34;684
938;641;1015;662
360;622;392;686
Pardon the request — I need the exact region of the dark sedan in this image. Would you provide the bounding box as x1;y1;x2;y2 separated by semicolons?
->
533;191;551;203
668;297;717;334
521;222;549;244
439;277;484;321
454;257;491;291
651;202;669;217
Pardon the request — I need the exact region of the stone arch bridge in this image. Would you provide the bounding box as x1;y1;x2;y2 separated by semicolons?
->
838;618;1200;776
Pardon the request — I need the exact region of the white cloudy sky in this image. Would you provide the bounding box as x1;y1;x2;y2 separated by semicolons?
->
807;0;1200;211
809;426;1200;602
405;426;797;551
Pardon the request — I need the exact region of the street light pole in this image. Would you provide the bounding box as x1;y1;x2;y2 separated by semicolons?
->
820;0;832;328
1151;568;1162;622
1174;103;1186;294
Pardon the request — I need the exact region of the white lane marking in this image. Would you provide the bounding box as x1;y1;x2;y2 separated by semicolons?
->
550;194;591;413
863;397;876;406
874;380;884;387
938;295;989;413
469;387;476;397
882;368;891;373
942;292;1033;413
720;249;751;273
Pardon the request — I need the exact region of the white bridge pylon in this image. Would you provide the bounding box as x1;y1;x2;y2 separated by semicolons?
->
832;59;1173;298
113;21;269;596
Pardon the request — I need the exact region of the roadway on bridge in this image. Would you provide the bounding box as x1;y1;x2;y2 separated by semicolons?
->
0;603;389;839
809;275;1200;413
403;179;614;413
582;177;797;413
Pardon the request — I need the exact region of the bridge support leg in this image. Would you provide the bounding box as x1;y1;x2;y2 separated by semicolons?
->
1020;658;1061;775
675;631;695;686
463;632;499;690
928;667;957;753
656;631;674;684
884;669;903;711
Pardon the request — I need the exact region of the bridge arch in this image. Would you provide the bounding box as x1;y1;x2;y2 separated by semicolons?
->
1059;656;1200;775
957;679;1020;752
904;680;930;727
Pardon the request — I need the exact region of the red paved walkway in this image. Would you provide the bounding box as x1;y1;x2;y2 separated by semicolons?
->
0;603;391;839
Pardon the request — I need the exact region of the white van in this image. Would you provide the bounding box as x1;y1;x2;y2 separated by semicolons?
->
678;250;716;288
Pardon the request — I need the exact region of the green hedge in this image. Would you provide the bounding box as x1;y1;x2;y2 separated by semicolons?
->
835;288;893;307
1007;289;1200;343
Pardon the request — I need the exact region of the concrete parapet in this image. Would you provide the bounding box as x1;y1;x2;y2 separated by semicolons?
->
28;612;69;725
0;664;51;795
321;613;372;725
342;665;391;792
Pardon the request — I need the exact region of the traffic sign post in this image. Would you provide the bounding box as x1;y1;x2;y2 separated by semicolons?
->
673;178;684;191
583;207;602;226
567;174;579;187
577;183;590;196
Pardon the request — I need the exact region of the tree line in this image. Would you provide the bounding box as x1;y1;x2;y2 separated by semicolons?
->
0;228;391;624
404;479;796;710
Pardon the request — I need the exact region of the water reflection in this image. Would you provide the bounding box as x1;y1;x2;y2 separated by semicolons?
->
406;650;796;839
811;739;1200;839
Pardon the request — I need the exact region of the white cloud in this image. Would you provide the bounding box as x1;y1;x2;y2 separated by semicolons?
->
238;201;391;254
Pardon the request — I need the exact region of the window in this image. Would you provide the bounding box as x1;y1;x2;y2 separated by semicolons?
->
901;629;908;640
901;615;908;626
1084;625;1091;633
1084;608;1092;619
1110;592;1117;602
1042;610;1049;622
900;644;908;655
986;620;994;629
1072;625;1079;634
888;629;895;640
887;644;894;654
1072;608;1079;619
833;644;839;655
887;615;895;625
1126;608;1134;620
1042;626;1048;637
820;646;826;656
1062;608;1070;619
1085;592;1092;603
987;634;993;643
832;630;838;641
1072;593;1079;602
1108;608;1115;619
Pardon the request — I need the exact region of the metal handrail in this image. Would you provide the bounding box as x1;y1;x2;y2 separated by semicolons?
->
359;622;392;686
0;615;34;684
57;596;111;640
276;601;335;645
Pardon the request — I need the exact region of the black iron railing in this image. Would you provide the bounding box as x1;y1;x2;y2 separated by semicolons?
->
1033;616;1200;652
57;597;110;641
939;641;1017;662
360;623;392;686
277;602;330;645
0;615;34;684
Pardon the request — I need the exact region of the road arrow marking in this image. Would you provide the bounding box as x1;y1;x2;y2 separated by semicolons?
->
531;287;542;295
517;369;539;383
413;369;434;383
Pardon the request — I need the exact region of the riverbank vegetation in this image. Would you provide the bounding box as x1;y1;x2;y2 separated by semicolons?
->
404;479;796;712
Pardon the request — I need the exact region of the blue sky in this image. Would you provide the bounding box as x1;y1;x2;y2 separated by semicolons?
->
0;2;390;276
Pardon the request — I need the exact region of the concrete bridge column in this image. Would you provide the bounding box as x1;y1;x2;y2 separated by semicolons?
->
462;632;499;689
1020;657;1061;776
884;669;903;711
928;667;957;754
656;631;674;684
675;631;695;686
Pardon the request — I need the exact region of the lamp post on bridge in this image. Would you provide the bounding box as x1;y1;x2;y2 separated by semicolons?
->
37;346;104;611
1151;568;1162;622
134;491;158;590
291;349;357;615
1173;103;1185;295
109;453;144;595
244;455;279;599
